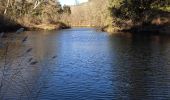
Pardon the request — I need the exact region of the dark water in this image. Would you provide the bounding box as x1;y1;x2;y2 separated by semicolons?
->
0;28;170;100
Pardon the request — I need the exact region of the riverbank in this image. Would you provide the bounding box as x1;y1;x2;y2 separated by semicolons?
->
0;22;70;33
0;0;72;33
102;10;170;34
102;24;170;35
26;22;70;31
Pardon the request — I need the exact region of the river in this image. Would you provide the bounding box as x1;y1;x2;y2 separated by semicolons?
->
0;28;170;100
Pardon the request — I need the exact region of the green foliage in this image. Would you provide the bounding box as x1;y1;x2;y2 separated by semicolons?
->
109;0;170;20
151;0;170;12
105;0;170;32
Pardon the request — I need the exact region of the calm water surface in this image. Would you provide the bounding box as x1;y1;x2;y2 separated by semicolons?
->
0;28;170;100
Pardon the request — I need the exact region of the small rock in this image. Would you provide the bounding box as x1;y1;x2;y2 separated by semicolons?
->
30;61;38;65
28;58;33;63
16;28;24;34
0;32;4;38
22;36;28;43
52;55;57;59
26;48;32;53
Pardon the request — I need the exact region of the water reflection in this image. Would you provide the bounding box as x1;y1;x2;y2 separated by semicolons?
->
109;33;170;99
0;28;170;100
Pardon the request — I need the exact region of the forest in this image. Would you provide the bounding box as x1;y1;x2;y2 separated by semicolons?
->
0;0;169;33
0;0;71;31
70;0;170;33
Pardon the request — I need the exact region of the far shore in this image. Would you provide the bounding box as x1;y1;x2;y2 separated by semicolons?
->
0;23;169;35
0;22;70;33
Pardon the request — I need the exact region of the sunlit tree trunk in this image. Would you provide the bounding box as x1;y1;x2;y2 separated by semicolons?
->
4;0;10;14
33;0;41;9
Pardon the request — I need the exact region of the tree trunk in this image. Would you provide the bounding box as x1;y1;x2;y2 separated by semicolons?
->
33;0;41;9
4;0;10;15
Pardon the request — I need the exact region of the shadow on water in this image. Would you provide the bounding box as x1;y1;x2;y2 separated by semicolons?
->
109;33;170;99
0;28;170;100
0;30;60;99
0;14;22;33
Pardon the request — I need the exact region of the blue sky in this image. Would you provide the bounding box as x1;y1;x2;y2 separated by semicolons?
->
59;0;88;5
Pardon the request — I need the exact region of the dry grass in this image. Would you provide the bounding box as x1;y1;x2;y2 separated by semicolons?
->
33;24;61;30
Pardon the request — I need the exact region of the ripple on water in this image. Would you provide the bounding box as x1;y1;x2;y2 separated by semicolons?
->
0;28;170;100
